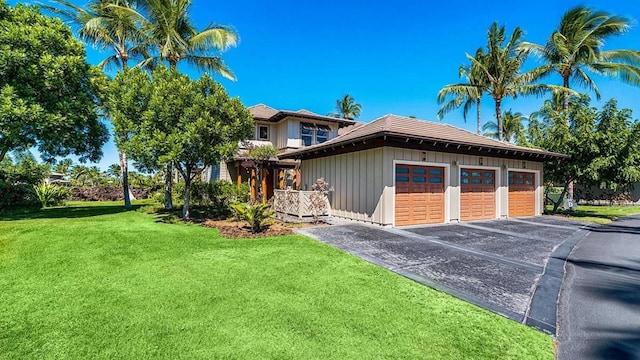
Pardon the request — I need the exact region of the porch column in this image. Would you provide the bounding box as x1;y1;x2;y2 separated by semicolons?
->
250;168;256;201
261;169;267;203
278;169;285;189
237;162;242;185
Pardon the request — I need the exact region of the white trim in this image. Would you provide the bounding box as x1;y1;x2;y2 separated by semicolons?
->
458;165;502;220
392;160;451;227
506;168;542;216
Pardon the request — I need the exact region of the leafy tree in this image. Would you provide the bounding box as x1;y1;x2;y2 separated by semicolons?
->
482;110;527;144
0;151;50;185
437;49;488;134
531;96;640;212
521;6;640;111
128;67;253;219
0;2;109;163
329;94;362;120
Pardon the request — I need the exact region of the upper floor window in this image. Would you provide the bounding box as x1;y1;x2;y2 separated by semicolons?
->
258;125;269;140
301;123;331;146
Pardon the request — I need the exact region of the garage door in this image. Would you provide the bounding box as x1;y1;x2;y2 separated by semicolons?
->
395;165;445;226
509;171;536;217
460;169;496;221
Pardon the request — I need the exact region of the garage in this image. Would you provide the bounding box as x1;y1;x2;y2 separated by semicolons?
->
509;171;536;217
395;164;445;226
460;169;496;221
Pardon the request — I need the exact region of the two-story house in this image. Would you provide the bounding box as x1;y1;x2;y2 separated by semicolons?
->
201;104;356;199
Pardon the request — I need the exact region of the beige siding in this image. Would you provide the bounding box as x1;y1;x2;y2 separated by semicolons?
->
300;146;545;226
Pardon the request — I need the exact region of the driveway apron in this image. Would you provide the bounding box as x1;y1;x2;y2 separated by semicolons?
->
298;217;588;335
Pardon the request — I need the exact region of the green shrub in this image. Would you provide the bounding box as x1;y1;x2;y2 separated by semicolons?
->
229;202;275;233
32;183;70;208
169;181;250;216
0;181;39;210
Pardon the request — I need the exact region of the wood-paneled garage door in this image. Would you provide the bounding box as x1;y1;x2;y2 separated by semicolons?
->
395;165;445;226
460;169;496;221
509;171;536;217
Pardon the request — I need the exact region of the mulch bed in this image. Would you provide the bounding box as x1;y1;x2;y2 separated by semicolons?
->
203;219;295;238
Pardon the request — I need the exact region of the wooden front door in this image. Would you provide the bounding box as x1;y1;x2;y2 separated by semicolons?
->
509;171;536;217
460;169;496;221
395;165;445;226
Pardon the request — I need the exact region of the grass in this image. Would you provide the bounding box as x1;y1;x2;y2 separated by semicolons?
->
546;204;640;224
1;201;553;359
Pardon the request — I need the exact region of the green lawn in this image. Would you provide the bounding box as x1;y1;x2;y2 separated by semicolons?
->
1;202;553;359
546;204;640;224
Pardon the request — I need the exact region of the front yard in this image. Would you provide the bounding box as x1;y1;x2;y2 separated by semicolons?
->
547;205;640;224
0;202;552;359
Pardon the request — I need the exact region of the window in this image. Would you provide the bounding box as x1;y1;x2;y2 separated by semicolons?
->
301;123;314;146
258;125;269;140
301;123;331;146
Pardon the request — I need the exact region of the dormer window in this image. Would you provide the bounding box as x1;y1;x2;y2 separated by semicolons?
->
258;125;269;140
301;123;331;146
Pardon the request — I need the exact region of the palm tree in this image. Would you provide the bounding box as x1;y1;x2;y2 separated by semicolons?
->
328;94;362;120
521;6;640;111
45;0;150;209
482;110;527;144
110;0;239;210
469;22;557;141
437;49;488;134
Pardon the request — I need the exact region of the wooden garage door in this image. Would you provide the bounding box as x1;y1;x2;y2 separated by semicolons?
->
509;171;536;217
395;165;445;226
460;169;496;221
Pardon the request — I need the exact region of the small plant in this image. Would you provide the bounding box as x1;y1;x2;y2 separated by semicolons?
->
32;183;70;208
307;178;334;223
230;202;275;233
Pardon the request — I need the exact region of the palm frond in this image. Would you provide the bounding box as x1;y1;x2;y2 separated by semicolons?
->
184;55;236;80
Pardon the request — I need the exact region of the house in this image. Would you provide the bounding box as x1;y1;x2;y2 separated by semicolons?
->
279;114;569;227
201;104;356;198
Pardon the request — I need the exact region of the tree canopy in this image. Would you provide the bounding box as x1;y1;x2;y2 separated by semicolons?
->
0;1;108;163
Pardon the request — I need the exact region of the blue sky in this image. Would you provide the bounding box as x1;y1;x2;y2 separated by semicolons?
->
12;0;640;170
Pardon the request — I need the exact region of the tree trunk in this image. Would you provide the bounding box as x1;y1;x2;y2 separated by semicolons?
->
495;97;503;141
120;151;131;209
0;147;7;163
562;76;570;112
182;169;191;220
164;163;173;210
476;97;481;135
549;183;569;214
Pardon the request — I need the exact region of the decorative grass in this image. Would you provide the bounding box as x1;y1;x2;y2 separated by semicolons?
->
1;202;553;359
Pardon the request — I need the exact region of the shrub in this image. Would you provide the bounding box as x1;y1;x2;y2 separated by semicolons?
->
230;202;275;233
0;181;39;210
32;183;70;208
170;181;250;216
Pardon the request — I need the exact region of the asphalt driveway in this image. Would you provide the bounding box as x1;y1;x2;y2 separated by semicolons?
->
298;216;588;335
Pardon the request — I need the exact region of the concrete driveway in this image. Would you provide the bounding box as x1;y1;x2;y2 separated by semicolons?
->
298;216;588;335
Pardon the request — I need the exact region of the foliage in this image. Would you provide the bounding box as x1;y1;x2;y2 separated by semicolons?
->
0;181;38;210
230;202;275;233
122;66;253;219
530;96;640;213
482;110;527;144
521;5;640;111
328;94;362;120
0;151;50;209
0;2;108;163
170;180;249;217
69;165;107;187
307;178;334;224
32;182;70;208
244;144;278;203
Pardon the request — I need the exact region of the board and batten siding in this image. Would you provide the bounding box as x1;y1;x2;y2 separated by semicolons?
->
300;146;544;226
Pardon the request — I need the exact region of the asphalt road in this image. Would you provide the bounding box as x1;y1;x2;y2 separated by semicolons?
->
556;215;640;360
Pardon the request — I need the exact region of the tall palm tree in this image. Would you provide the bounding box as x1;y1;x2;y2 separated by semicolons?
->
329;94;362;120
45;0;150;209
521;6;640;111
110;0;239;209
437;49;487;134
482;110;527;144
469;22;556;141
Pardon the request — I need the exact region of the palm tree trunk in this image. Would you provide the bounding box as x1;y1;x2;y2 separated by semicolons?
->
476;97;481;135
495;97;503;141
119;151;132;209
562;75;575;200
182;168;191;220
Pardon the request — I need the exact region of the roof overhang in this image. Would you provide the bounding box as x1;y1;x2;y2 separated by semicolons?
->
279;132;569;162
268;111;356;127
